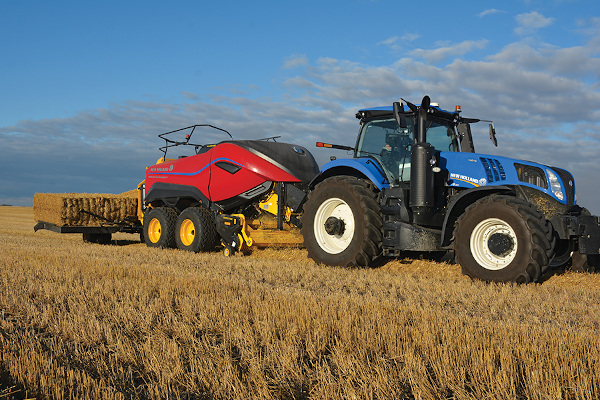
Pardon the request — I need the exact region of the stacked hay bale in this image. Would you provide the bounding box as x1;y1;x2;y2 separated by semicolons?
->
34;190;138;226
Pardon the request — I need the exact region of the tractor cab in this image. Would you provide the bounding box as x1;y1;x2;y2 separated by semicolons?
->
354;107;460;186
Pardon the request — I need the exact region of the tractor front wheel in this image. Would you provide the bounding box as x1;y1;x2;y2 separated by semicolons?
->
454;196;552;283
143;207;177;248
302;176;382;267
175;207;219;252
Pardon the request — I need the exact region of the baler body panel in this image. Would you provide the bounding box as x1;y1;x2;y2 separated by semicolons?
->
145;141;318;205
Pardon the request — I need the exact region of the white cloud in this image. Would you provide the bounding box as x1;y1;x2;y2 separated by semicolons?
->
577;17;600;53
478;9;505;18
410;40;489;63
282;54;309;69
515;11;555;35
378;33;420;52
378;36;399;46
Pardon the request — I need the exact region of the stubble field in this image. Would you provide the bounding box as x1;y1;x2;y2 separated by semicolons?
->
1;206;599;400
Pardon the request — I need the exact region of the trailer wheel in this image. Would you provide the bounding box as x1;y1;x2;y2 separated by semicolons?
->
175;207;219;252
454;196;552;283
302;176;382;267
143;207;177;248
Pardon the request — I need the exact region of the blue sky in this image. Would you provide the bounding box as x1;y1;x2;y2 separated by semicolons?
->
1;0;600;213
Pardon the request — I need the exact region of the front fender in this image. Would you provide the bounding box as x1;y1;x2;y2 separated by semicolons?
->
311;158;390;190
441;185;513;247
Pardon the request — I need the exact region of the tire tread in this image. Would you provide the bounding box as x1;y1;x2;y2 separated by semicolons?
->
454;195;553;283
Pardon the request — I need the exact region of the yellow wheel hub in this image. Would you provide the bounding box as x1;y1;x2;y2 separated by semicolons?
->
179;219;196;247
147;218;162;244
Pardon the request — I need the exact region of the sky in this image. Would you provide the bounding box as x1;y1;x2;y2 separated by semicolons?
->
1;0;599;213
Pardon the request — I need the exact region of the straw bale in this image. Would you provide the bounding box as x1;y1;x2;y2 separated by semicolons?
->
34;190;138;227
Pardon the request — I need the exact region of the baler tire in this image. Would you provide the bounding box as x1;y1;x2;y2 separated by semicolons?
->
175;207;219;252
143;207;178;249
454;195;552;283
302;176;382;267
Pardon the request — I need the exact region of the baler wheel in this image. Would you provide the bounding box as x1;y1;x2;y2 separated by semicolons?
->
302;176;382;267
175;207;219;252
143;207;178;248
223;245;234;257
454;195;552;283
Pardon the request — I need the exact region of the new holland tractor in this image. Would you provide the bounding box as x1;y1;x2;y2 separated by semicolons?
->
141;96;600;283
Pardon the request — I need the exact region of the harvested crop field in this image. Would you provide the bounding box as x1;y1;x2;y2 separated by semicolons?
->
1;206;600;400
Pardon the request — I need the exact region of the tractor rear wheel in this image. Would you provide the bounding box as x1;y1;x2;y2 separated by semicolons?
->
302;176;382;267
175;207;219;252
454;195;552;283
143;207;177;248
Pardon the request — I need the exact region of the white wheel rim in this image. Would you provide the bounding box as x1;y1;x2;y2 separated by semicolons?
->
314;198;355;254
470;218;518;270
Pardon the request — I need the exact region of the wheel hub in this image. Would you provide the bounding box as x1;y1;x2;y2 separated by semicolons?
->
313;197;355;254
179;219;196;247
147;218;162;244
324;216;345;236
469;218;518;270
487;232;514;257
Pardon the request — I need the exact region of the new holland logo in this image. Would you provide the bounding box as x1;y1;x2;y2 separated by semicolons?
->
450;173;486;187
151;164;174;172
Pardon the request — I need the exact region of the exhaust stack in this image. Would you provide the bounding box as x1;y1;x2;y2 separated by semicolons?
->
408;96;435;223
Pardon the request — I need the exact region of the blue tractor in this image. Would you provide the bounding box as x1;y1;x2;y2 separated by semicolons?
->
301;96;600;283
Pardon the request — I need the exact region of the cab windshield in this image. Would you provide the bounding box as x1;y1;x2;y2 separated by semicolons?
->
355;116;458;185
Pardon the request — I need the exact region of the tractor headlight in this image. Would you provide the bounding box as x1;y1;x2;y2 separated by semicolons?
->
546;169;564;201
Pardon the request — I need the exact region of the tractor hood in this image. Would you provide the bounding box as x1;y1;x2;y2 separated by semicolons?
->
440;151;575;206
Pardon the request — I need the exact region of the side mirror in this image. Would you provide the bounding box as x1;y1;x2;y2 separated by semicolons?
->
489;123;498;147
393;102;407;129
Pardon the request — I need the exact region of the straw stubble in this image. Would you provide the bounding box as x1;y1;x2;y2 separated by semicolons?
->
2;206;600;399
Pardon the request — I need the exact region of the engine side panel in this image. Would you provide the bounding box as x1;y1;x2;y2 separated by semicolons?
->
440;151;569;205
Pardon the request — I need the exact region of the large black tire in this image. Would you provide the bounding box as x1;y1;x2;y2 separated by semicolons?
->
143;207;178;249
454;196;553;283
175;207;219;252
301;176;382;267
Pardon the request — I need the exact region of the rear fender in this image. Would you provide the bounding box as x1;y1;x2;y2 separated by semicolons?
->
310;158;390;190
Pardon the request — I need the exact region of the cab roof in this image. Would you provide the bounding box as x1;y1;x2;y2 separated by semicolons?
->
356;104;459;121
